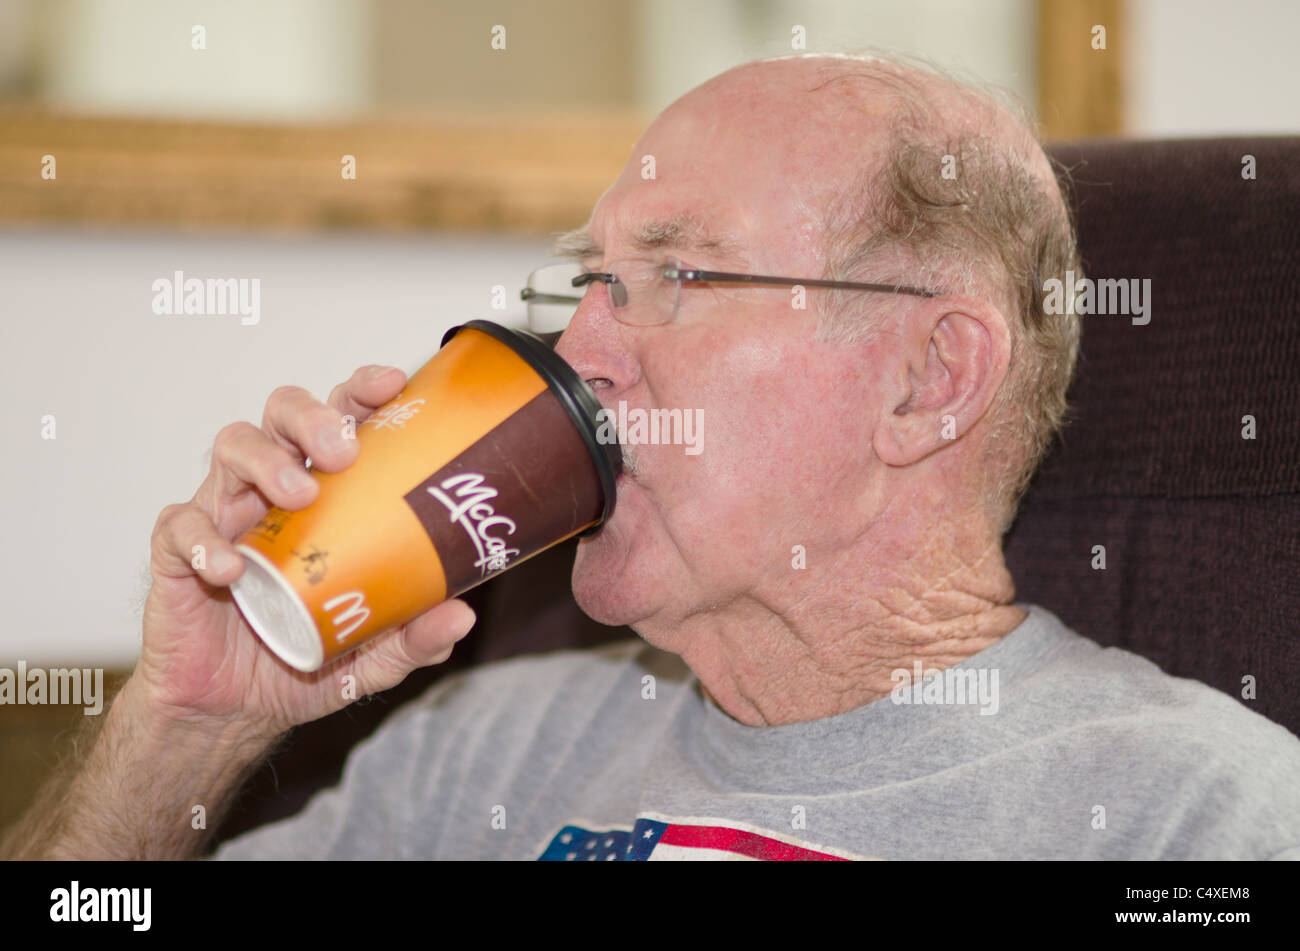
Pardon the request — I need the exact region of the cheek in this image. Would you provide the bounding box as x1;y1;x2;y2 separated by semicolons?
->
654;337;875;551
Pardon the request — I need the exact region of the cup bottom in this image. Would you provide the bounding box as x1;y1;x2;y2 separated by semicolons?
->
230;544;325;672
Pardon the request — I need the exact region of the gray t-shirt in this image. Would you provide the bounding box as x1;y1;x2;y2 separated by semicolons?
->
211;603;1300;860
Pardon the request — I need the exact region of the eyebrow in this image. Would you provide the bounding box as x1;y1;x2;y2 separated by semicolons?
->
552;214;744;263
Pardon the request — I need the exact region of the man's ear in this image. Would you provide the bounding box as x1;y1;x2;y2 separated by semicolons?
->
872;294;1012;467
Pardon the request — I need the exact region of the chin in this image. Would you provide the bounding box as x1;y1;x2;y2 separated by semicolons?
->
570;526;641;627
574;504;682;630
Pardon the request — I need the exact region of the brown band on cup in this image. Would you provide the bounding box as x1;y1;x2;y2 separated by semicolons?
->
403;390;603;595
441;321;622;536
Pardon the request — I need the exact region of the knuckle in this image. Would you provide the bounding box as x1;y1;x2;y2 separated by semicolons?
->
172;505;206;537
150;503;209;564
308;399;345;430
327;366;372;405
363;637;415;684
274;388;337;435
152;502;187;537
212;420;257;455
376;643;415;680
266;384;308;407
262;385;316;430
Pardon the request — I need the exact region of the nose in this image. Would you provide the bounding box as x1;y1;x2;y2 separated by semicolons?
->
553;280;640;397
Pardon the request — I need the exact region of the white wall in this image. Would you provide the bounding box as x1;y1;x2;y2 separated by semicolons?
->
39;0;371;120
29;0;1039;120
631;0;1300;137
633;0;1038;116
0;227;550;666
1126;0;1300;135
17;0;1300;135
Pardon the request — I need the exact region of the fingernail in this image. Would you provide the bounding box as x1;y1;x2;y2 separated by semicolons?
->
453;601;477;637
279;466;316;494
366;365;394;380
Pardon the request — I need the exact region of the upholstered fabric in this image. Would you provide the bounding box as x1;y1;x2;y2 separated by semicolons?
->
1005;138;1300;737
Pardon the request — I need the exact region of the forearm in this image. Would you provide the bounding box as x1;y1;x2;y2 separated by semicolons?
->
0;675;285;860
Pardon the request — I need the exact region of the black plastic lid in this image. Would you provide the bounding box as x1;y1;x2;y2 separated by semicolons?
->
441;320;622;535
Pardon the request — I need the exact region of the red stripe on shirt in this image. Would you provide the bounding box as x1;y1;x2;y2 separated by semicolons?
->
656;823;849;861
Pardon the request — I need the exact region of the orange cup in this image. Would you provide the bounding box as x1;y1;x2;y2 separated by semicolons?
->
229;320;621;672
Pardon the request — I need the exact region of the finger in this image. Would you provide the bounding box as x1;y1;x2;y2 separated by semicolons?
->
328;365;408;424
151;503;246;584
343;599;477;697
209;420;320;509
260;385;361;474
400;598;477;661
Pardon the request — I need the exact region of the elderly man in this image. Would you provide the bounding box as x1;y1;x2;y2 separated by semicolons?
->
5;54;1299;862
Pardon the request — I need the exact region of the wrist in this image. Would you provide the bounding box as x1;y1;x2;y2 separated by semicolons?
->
115;674;285;762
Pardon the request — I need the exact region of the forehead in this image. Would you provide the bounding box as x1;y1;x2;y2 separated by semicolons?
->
582;66;891;268
585;157;810;270
557;211;748;265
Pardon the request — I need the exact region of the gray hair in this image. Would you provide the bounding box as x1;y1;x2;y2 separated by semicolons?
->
801;52;1083;533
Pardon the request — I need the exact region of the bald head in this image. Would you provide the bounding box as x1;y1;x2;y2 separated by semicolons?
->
660;55;1064;252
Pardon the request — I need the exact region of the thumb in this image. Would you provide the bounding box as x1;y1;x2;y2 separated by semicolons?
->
347;598;477;697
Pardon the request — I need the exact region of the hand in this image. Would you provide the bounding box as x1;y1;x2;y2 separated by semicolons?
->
135;365;476;739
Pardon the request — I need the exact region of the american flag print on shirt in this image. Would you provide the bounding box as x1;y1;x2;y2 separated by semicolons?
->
536;812;874;861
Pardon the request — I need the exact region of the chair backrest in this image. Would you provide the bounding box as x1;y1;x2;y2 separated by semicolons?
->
1005;138;1300;736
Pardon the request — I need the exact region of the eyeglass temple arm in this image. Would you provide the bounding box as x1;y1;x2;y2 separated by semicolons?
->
671;268;936;299
520;288;582;303
521;271;618;303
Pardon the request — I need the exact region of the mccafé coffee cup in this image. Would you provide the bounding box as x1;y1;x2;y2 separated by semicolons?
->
229;320;621;672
